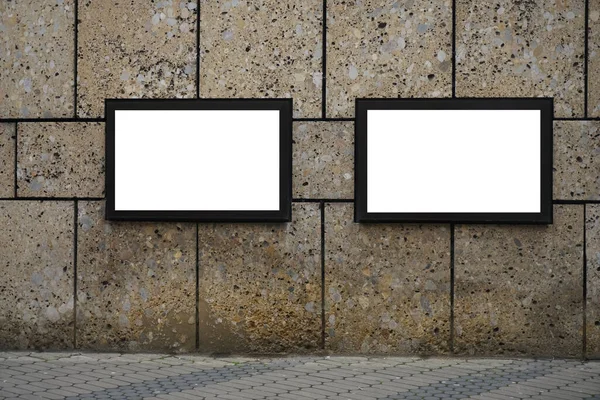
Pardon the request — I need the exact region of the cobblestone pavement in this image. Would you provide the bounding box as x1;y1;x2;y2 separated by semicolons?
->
2;353;600;400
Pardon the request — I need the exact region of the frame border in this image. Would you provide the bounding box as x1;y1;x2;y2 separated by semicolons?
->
354;97;554;224
105;98;293;222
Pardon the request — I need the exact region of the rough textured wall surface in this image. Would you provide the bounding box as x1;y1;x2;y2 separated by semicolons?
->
0;0;597;358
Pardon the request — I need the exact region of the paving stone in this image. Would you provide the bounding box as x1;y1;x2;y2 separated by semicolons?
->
216;381;255;391
292;121;353;199
278;393;319;400
0;1;74;118
45;388;87;397
20;395;55;400
454;205;584;357
317;383;351;394
3;354;600;399
130;371;170;381
326;0;452;117
76;201;196;352
338;391;379;400
497;384;546;396
55;375;88;385
562;382;600;395
2;386;34;395
33;391;64;400
552;369;598;380
197;203;321;353
0;201;74;350
324;203;451;354
26;381;61;390
314;369;355;378
456;0;585;117
73;382;115;392
547;388;590;399
88;380;120;389
77;0;196;117
164;392;203;400
537;375;578;385
355;386;402;397
200;0;322;117
17;122;104;197
377;380;420;391
280;378;319;388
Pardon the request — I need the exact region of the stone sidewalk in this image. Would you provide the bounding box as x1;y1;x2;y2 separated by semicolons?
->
1;353;600;400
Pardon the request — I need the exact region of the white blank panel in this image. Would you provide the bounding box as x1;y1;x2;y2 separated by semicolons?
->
114;110;280;211
367;109;541;213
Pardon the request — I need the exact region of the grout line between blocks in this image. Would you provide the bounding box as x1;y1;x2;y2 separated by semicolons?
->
450;223;455;354
13;123;18;198
293;198;353;203
196;0;201;99
0;197;600;205
294;118;354;122
196;223;200;351
0;118;106;123
583;204;588;359
74;0;78;117
2;117;599;123
0;197;105;201
585;0;589;118
73;199;78;349
554;117;600;121
320;201;326;350
554;200;600;205
322;0;327;118
452;0;456;98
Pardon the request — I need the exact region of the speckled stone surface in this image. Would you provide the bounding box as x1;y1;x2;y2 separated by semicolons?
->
293;121;353;199
554;121;600;201
454;205;584;357
456;0;585;117
200;0;322;118
77;0;197;117
17;122;104;198
590;2;600;117
0;124;15;197
0;201;74;350
197;204;321;353
324;204;451;354
0;0;74;117
326;0;452;117
76;201;196;352
586;205;600;358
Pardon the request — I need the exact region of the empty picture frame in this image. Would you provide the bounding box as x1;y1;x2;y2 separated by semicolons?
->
355;98;553;224
105;98;292;222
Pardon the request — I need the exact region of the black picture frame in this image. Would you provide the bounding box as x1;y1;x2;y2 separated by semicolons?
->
354;98;554;224
105;98;293;222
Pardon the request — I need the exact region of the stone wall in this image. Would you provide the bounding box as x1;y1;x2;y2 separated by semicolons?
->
0;0;598;358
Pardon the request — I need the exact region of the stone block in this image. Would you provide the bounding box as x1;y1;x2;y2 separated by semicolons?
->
0;1;74;117
17;122;104;198
77;0;197;117
199;0;323;117
293;121;353;199
324;203;451;354
456;0;585;117
454;205;584;357
197;203;321;353
76;201;196;352
0;201;74;350
326;0;452;117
